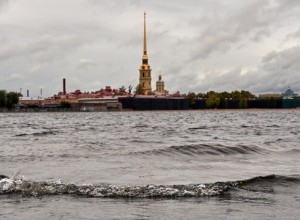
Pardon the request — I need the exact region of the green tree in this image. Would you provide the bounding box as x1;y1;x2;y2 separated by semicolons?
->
134;84;144;95
128;85;133;94
116;86;126;95
220;91;231;100
231;90;242;100
187;92;197;105
6;92;20;109
60;101;71;108
196;93;206;99
241;90;256;99
219;96;228;109
206;93;220;109
0;90;6;108
239;98;248;108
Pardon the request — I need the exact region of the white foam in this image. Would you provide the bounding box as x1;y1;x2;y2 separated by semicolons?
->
0;178;14;192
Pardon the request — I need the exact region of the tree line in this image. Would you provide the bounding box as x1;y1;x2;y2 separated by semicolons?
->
0;90;22;109
186;90;257;109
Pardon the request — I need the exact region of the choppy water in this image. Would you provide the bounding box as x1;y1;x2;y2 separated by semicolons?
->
0;110;299;219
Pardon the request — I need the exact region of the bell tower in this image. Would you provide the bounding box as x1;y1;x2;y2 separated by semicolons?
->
139;12;152;94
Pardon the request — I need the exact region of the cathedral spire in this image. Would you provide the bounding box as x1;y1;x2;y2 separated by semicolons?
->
139;12;152;95
142;12;148;65
143;12;147;55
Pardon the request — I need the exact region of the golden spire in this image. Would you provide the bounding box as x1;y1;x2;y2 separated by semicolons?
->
143;11;147;55
139;11;152;95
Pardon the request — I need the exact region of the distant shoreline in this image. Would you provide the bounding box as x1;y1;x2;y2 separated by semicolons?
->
0;108;299;113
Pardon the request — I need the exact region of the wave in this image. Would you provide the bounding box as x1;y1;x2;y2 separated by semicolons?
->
131;143;270;157
188;126;208;130
0;175;298;198
235;174;300;191
15;131;58;137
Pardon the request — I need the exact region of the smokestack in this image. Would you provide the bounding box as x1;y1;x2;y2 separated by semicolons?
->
27;90;29;97
63;78;66;95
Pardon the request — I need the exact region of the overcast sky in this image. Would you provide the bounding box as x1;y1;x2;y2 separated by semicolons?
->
1;0;300;97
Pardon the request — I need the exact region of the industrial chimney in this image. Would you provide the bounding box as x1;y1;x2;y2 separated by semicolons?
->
27;90;29;97
63;78;66;95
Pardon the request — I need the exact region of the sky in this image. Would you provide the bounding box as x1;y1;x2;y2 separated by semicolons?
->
0;0;300;97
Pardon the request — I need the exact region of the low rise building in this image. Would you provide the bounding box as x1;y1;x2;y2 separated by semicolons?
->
19;97;44;107
258;93;282;99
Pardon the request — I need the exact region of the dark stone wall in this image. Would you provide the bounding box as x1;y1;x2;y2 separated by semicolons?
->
188;98;300;109
282;99;300;108
118;97;189;110
247;99;283;108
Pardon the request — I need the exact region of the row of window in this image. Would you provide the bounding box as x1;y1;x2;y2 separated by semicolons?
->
142;72;151;77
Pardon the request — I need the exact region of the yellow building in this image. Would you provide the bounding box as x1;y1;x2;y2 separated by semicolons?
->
138;12;152;94
154;75;169;95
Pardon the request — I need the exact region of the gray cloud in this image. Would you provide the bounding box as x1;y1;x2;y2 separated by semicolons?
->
189;0;300;61
287;27;300;39
78;58;98;69
0;35;87;63
0;0;300;97
188;46;300;94
0;0;9;9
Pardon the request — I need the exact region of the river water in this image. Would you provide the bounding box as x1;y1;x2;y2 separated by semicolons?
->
0;110;299;219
